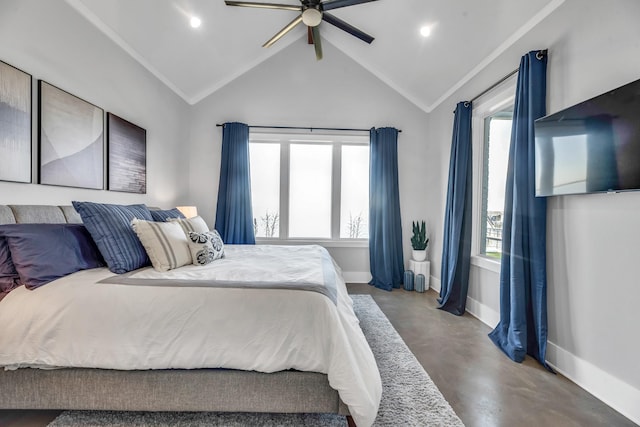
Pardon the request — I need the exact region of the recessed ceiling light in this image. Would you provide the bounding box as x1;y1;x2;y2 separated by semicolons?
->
190;16;201;28
420;25;431;37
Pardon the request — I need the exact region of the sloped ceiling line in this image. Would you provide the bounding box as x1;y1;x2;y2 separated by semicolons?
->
65;0;565;112
428;0;565;112
64;0;191;102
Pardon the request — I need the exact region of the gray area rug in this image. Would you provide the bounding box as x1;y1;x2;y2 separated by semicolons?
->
49;295;464;427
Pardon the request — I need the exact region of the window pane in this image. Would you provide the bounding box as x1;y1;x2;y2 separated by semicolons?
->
482;113;512;258
249;143;280;238
340;145;369;238
289;144;332;238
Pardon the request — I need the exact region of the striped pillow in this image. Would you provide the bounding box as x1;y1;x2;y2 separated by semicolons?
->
72;202;153;274
131;219;192;272
169;216;209;235
150;208;185;222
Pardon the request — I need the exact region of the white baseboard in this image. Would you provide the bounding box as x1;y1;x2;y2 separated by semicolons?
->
462;296;639;424
342;271;371;284
344;272;437;286
430;276;440;292
412;274;640;424
432;277;640;425
465;298;640;424
465;296;500;328
546;342;640;425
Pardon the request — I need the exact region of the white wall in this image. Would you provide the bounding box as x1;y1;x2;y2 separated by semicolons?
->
188;39;430;279
4;0;638;421
426;0;640;423
0;0;191;208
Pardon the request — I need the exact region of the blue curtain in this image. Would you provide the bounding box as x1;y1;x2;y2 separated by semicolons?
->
214;122;256;244
369;127;404;291
438;102;473;315
488;50;551;369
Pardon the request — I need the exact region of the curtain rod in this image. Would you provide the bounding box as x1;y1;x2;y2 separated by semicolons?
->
466;68;518;105
465;49;548;106
216;124;402;133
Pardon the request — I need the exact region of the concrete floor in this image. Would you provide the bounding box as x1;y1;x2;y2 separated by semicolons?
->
0;285;635;427
348;284;635;427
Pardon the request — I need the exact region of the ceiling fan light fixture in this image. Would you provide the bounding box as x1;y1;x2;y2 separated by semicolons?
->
302;8;323;27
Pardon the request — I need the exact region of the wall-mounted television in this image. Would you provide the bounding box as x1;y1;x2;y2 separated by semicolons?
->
534;77;640;196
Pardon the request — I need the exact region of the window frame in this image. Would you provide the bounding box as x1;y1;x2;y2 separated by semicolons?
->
249;131;370;248
470;76;517;273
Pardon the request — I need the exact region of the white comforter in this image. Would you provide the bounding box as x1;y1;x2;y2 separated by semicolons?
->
0;245;382;427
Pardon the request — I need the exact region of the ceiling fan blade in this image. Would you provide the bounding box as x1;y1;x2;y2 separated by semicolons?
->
322;12;374;44
321;0;378;12
308;26;313;44
225;1;301;11
263;15;304;47
311;26;323;60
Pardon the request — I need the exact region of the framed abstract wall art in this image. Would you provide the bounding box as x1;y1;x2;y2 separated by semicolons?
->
0;60;32;183
107;112;146;194
38;80;104;189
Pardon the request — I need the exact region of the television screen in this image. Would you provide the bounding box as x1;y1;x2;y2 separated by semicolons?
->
534;77;640;196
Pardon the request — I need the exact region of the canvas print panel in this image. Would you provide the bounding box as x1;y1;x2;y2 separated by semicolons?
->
0;61;31;183
108;113;146;194
38;81;103;189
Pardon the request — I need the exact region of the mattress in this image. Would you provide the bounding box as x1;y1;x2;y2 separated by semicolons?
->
0;245;381;426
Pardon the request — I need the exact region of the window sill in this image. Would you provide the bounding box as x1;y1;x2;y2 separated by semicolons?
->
471;255;501;274
255;239;369;248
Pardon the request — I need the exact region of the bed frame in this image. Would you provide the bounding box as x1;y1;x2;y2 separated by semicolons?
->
0;205;353;425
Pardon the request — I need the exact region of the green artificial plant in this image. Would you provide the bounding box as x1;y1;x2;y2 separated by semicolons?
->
411;220;429;250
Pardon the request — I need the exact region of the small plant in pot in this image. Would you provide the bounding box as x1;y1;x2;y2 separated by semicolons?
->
411;220;429;261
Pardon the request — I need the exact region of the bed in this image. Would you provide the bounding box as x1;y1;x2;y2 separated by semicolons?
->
0;204;381;427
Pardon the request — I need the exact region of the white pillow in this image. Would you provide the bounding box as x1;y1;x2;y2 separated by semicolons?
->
169;216;209;235
131;219;192;272
187;230;225;266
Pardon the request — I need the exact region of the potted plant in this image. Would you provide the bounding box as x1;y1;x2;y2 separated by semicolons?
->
411;220;429;261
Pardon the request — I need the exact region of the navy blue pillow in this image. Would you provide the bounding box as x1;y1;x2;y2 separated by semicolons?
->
150;208;185;222
0;224;105;290
72;202;153;274
0;236;21;296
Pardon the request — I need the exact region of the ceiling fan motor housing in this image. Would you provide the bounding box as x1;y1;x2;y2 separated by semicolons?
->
302;8;323;27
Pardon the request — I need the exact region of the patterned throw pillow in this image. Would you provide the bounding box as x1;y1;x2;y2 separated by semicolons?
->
131;219;192;272
187;230;225;266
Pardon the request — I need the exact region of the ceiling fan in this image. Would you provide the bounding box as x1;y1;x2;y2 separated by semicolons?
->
224;0;378;60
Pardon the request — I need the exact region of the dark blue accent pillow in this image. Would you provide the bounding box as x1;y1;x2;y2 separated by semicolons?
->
72;202;153;274
150;208;185;222
0;224;105;290
0;236;22;296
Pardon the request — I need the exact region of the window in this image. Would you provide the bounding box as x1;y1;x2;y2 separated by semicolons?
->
340;145;369;238
249;132;369;242
480;111;512;258
472;76;516;268
249;142;280;238
289;144;333;238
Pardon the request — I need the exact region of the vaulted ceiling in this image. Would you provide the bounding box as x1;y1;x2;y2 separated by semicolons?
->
66;0;563;112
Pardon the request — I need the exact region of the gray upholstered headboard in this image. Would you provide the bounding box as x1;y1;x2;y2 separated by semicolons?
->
0;205;82;225
0;204;162;225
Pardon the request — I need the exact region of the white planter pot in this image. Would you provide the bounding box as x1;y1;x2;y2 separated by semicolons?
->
412;249;427;261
